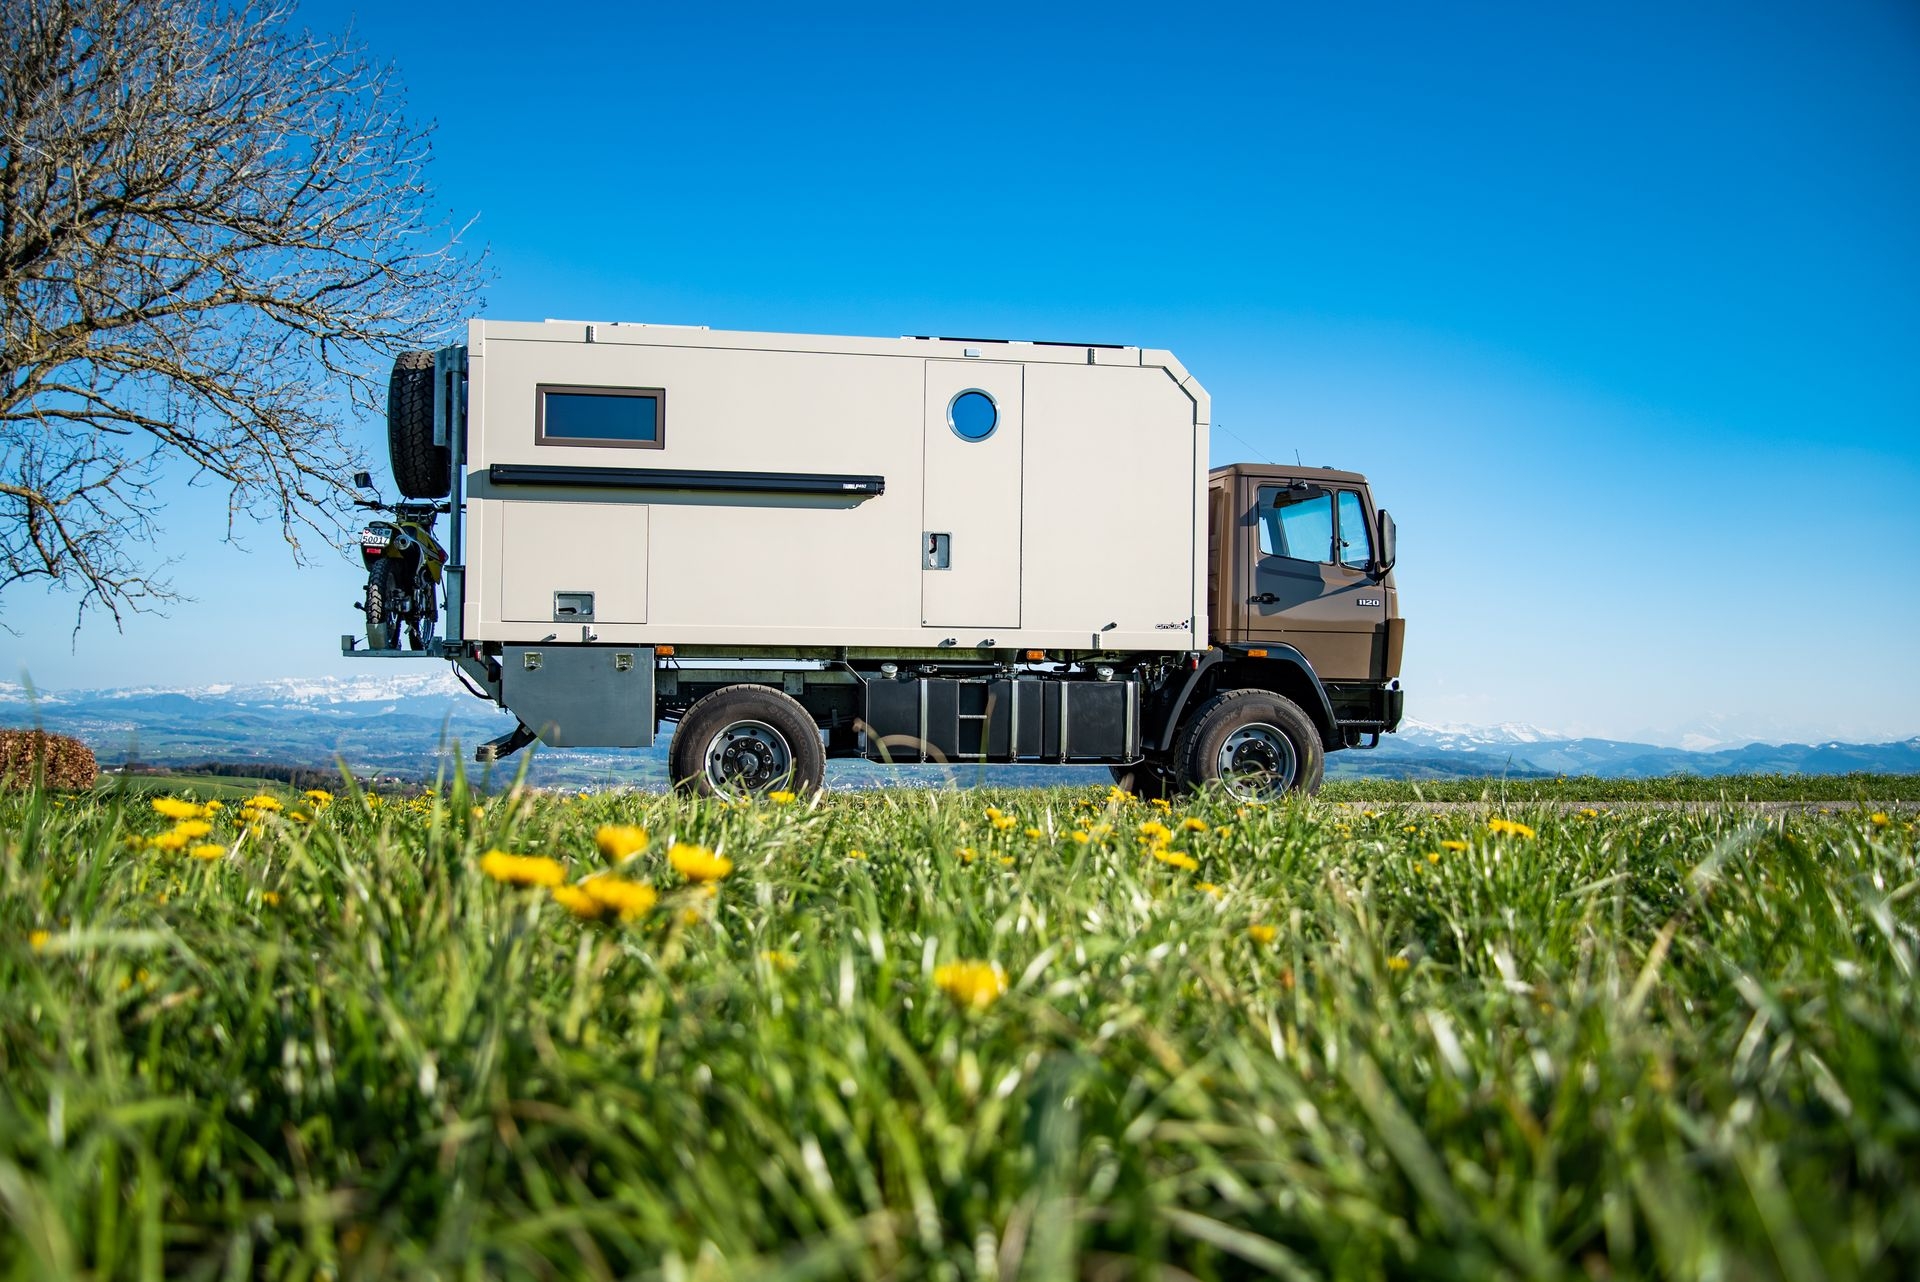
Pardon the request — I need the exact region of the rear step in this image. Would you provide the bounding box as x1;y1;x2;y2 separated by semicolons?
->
475;722;537;762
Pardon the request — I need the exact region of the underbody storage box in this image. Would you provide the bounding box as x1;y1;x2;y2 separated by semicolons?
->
500;644;654;747
861;676;1138;763
460;321;1211;655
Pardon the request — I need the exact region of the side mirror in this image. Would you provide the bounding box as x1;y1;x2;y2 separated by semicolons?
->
1373;509;1396;578
352;471;374;490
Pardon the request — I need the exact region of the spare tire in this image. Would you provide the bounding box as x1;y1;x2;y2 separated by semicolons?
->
387;350;448;499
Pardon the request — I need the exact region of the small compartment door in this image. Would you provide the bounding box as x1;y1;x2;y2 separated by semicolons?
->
499;500;648;624
922;360;1022;629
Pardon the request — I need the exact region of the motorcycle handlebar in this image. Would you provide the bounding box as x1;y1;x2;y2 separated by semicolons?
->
353;499;451;513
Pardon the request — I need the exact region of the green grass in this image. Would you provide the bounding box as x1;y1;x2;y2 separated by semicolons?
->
3;778;1916;1280
1323;771;1920;804
92;772;297;801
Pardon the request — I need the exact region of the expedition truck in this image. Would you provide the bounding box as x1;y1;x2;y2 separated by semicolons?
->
346;320;1405;798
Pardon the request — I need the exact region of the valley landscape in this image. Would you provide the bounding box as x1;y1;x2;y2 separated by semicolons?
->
7;674;1918;791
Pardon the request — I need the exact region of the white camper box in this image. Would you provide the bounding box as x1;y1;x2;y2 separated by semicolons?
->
461;321;1210;653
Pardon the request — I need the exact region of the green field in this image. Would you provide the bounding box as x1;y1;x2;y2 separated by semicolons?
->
3;779;1916;1280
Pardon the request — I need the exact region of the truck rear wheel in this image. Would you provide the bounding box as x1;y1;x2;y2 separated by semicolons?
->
387;350;449;499
669;684;826;799
1176;689;1325;799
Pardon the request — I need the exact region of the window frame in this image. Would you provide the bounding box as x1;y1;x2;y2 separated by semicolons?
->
1335;488;1374;572
1256;483;1336;565
534;384;666;450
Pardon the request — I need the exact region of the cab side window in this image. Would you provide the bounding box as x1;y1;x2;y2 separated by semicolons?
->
1337;490;1373;570
1257;487;1334;563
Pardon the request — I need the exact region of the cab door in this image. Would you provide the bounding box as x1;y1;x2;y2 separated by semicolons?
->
1243;478;1386;680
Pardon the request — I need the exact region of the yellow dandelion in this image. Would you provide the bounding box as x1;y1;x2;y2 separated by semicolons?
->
1427;852;1440;864
668;843;733;882
150;830;190;852
769;790;797;804
1487;818;1536;839
29;929;51;951
1214;825;1233;838
479;850;567;887
1386;955;1411;973
188;844;226;860
990;815;1015;831
1070;831;1091;845
304;790;334;806
1152;848;1199;872
933;960;1007;1011
984;806;1006;821
288;810;314;824
846;848;867;860
580;876;658;921
1181;817;1209;833
998;854;1015;866
595;824;650;862
1869;812;1890;827
1150;797;1172;811
1440;840;1470;852
261;891;281;907
1024;826;1043;839
1403;824;1419;833
167;818;213;840
551;884;607;920
1137;820;1172;844
956;846;978;864
1105;786;1131;804
205;800;224;812
1196;881;1224;898
242;795;283;812
762;949;798;972
150;797;208;820
1247;924;1277;945
1578;808;1601;819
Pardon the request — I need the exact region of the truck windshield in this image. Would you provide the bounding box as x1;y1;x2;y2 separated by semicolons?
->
1258;487;1334;563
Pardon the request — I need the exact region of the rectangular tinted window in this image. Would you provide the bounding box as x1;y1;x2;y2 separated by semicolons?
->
536;386;663;448
1337;490;1373;569
1258;486;1334;563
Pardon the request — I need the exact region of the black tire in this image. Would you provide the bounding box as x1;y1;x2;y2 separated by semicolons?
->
1110;760;1181;801
387;350;448;499
669;684;826;799
363;560;401;651
1176;689;1326;799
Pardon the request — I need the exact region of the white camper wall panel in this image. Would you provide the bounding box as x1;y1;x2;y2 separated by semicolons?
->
1019;363;1197;646
464;322;1207;650
498;501;648;624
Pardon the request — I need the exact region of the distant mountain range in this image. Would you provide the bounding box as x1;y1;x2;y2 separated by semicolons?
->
3;674;1915;788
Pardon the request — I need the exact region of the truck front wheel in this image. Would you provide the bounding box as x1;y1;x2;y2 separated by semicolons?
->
669;684;826;799
1176;690;1325;799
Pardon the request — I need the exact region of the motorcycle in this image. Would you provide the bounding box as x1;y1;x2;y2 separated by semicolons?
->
353;493;449;651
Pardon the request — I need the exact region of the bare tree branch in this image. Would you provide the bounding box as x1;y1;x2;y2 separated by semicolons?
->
0;0;487;628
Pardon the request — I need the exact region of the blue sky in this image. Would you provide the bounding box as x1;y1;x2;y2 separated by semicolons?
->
7;1;1918;744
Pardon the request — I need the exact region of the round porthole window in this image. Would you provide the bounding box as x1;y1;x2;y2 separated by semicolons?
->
948;390;998;441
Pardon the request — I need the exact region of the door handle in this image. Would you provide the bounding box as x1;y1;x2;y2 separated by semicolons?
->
1248;592;1278;606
